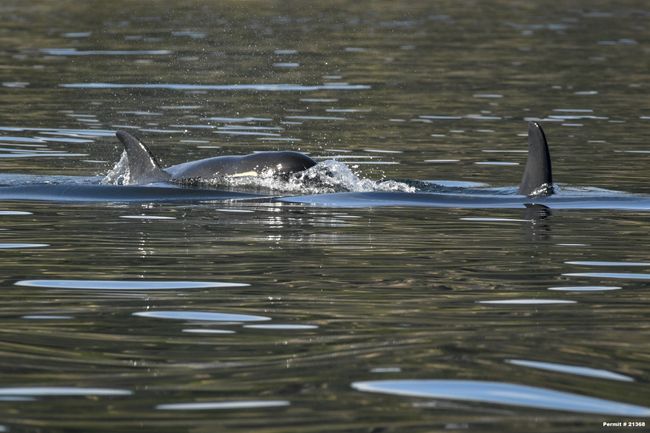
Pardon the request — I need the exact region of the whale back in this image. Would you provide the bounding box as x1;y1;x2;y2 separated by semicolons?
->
114;130;316;184
166;151;317;181
518;122;553;196
115;131;171;184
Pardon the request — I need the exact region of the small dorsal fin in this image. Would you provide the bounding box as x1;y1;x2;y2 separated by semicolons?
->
518;122;553;196
115;131;171;184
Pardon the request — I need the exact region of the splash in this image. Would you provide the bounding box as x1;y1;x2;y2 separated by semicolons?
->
207;160;415;194
103;155;415;194
101;151;130;185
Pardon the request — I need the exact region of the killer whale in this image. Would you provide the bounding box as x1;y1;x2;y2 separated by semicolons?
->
115;121;554;196
114;130;317;184
0;121;592;206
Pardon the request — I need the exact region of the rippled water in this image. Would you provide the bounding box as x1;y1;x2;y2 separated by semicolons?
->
1;1;650;432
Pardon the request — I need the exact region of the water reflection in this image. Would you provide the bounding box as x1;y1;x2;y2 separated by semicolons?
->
2;0;650;431
0;387;132;396
507;359;634;382
156;400;289;410
15;280;248;290
352;380;650;416
182;328;236;334
61;83;372;91
564;272;650;280
243;324;318;330
133;311;271;322
548;286;621;292
565;261;650;267
478;299;576;305
42;48;173;56
0;243;48;249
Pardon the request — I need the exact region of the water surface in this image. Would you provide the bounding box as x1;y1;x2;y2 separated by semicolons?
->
1;1;650;432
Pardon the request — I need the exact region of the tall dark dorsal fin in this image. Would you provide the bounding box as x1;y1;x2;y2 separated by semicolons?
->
518;122;553;196
115;131;171;183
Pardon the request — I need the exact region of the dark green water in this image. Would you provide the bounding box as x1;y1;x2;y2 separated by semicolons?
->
0;1;649;432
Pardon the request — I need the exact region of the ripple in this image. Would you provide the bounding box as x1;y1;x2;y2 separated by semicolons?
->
157;400;289;410
549;114;607;121
285;115;346;121
259;137;302;143
466;115;503;121
507;359;634;382
370;367;402;373
426;180;488;188
215;209;255;213
243;324;318;330
15;280;249;290
363;149;403;154
273;62;299;68
0;243;49;249
563;273;650;280
482;149;527;153
419;115;462;120
2;81;29;88
326;108;371;113
0;387;132;396
473;93;503;98
42;48;172;56
460;217;530;223
478;299;576;305
214;130;281;137
548;286;621;292
204;116;272;123
300;98;338;103
0;136;45;143
219;125;283;131
474;161;519;166
349;161;399;165
0;396;34;402
182;329;236;334
22;315;73;320
565;261;650;267
0;127;114;137
352;380;650;416
61;83;371;91
62;32;91;38
171;31;206;39
119;215;177;220
0;151;88;158
134;311;271;322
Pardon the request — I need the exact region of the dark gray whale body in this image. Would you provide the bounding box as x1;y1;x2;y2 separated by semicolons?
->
115;130;317;184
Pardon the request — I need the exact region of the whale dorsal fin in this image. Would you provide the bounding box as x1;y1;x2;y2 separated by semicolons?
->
518;122;553;196
115;131;171;184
